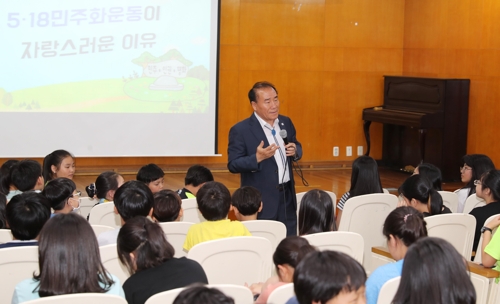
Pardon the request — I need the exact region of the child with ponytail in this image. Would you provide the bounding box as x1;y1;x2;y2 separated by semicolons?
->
365;206;428;304
398;174;451;216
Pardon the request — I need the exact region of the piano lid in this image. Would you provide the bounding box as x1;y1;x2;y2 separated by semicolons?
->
384;76;446;114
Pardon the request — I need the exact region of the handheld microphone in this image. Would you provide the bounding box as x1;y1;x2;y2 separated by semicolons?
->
279;129;289;145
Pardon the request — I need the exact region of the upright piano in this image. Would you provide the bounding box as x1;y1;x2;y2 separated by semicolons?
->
362;76;470;182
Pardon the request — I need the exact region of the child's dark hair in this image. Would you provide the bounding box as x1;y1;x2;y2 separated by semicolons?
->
231;186;262;216
173;284;235;304
114;180;154;221
185;165;214;186
393;237;476;304
0;195;7;229
399;175;444;216
6;192;51;240
478;170;500;202
117;216;175;275
0;160;19;195
10;160;42;191
298;189;336;235
197;181;231;221
273;236;316;279
349;156;383;197
42;178;77;211
294;250;366;304
42;150;73;182
416;163;442;191
137;163;164;184
85;171;122;199
153;190;182;222
383;206;427;247
461;154;495;197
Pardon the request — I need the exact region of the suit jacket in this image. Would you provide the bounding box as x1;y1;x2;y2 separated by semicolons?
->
227;113;302;219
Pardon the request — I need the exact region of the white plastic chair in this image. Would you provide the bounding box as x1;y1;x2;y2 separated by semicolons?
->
470;272;490;304
463;194;486;214
99;244;130;284
376;276;400;304
473;213;500;264
187;236;273;285
425;213;476;260
181;198;206;223
0;229;13;244
211;284;254;304
302;231;364;264
438;191;459;213
88;203;121;228
338;193;398;271
0;246;39;304
158;222;195;258
23;293;127;304
144;287;185;304
242;220;287;250
267;283;294;304
91;225;116;238
79;197;99;219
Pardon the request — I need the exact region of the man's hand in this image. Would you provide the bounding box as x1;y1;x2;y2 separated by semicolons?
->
285;143;296;157
256;140;278;163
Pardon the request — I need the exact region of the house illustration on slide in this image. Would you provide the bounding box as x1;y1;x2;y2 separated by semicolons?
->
132;49;192;91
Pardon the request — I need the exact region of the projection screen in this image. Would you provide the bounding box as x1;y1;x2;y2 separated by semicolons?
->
0;0;220;157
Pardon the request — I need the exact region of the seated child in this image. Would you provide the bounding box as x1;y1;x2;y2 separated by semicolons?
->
153;189;184;222
9;160;45;200
231;186;262;221
85;171;125;204
137;163;164;194
97;180;154;246
286;251;367;304
177;164;214;199
183;181;251;251
0;192;51;249
0;160;19;198
173;284;235;304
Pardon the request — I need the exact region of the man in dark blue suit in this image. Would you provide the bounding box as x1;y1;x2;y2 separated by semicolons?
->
228;81;302;236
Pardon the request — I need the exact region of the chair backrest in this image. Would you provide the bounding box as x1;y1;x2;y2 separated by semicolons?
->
266;283;294;304
473;213;500;264
181;198;206;223
0;229;14;244
338;193;398;270
376;276;400;304
99;244;130;284
210;284;254;304
463;194;486;214
242;220;287;250
438;191;459;213
22;293;127;304
187;236;273;285
470;272;490;304
302;231;364;264
144;287;185;304
91;225;116;238
158;222;195;258
382;188;390;194
0;246;39;304
79;197;98;219
425;213;476;260
88;203;121;228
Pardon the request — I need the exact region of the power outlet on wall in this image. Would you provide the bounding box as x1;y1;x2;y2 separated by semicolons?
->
333;146;339;157
357;146;363;156
346;146;352;157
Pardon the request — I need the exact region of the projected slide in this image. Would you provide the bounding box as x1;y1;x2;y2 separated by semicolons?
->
0;0;211;114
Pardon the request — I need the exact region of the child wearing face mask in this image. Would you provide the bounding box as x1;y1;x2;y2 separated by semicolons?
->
42;178;81;216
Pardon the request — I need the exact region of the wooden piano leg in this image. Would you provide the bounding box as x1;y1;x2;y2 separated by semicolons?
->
363;120;372;156
419;129;427;164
